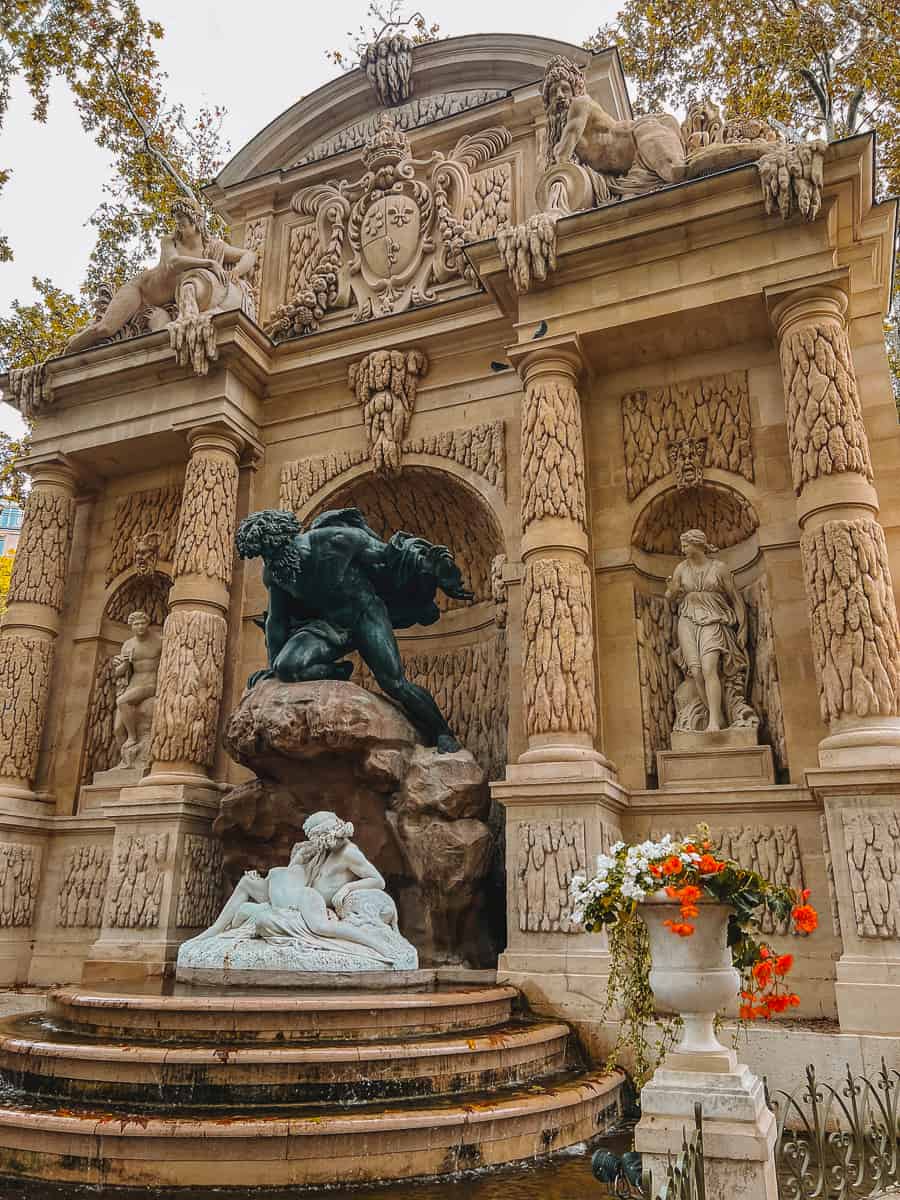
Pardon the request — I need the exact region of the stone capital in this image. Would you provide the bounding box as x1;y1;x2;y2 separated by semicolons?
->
23;457;79;496
764;269;850;340
185;425;245;461
506;333;585;387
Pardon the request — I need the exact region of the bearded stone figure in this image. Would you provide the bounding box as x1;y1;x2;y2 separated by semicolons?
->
539;55;825;218
177;810;418;974
665;529;759;735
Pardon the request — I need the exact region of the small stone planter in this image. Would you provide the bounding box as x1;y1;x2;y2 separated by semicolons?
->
640;892;739;1069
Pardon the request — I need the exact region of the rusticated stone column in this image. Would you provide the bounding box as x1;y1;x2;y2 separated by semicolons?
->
143;427;242;785
510;337;611;770
770;283;900;766
0;461;77;800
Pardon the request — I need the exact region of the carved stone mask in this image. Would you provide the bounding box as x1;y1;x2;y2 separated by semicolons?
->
133;531;162;576
668;437;707;490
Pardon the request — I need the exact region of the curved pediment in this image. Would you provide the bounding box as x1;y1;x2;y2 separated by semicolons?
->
217;34;625;190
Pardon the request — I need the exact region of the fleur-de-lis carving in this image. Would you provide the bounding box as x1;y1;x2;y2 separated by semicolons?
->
388;202;413;228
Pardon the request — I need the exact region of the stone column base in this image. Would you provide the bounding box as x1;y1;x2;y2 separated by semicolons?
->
636;1058;777;1200
83;782;223;985
835;956;900;1035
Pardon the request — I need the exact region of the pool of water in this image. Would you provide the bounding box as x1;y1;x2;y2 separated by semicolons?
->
0;1138;624;1199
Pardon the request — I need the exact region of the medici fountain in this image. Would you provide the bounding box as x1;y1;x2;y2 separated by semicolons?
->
0;27;898;1199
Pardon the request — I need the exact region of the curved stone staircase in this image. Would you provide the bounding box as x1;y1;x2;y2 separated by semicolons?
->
0;984;623;1188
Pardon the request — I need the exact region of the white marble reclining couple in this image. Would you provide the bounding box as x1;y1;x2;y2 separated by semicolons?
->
178;810;418;973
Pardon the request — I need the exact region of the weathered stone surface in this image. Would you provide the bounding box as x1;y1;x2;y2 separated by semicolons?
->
218;680;495;966
225;680;418;777
393;745;489;820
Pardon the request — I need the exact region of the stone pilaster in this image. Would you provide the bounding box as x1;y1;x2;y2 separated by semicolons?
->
770;276;900;1033
769;281;900;767
512;337;610;769
0;461;77;803
85;427;243;984
144;427;242;786
493;336;625;1022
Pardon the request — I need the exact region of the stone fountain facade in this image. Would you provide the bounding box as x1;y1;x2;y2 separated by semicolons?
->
0;28;898;1188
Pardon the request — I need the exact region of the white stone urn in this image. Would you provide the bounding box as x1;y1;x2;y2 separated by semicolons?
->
640;892;740;1068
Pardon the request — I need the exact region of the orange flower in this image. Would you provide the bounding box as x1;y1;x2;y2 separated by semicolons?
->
775;954;794;976
788;993;800;1007
759;945;771;958
662;855;683;877
792;903;818;934
650;864;663;877
678;885;701;903
663;919;695;937
697;854;725;874
752;960;774;987
739;1003;756;1020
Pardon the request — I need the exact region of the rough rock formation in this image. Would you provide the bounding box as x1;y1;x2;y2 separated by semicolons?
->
218;680;497;966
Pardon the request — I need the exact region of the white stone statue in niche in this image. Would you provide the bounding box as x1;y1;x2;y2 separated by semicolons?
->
177;811;418;973
665;529;759;735
112;610;163;769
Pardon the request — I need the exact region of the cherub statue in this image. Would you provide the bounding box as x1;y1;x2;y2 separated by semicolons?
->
665;530;758;734
236;507;473;753
177;810;418;972
111;610;163;768
65;198;256;355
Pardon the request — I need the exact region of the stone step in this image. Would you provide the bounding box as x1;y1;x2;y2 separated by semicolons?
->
0;1069;624;1188
0;1018;572;1107
47;984;518;1044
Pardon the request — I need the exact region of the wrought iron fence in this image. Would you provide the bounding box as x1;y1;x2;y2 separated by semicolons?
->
769;1060;900;1200
593;1103;706;1200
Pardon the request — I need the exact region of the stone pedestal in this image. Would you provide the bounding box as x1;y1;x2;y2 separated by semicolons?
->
492;766;627;1016
658;738;775;790
82;784;222;985
807;766;900;1034
636;1051;778;1200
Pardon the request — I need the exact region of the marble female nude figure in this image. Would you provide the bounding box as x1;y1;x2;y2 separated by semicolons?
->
181;811;418;971
65;198;255;354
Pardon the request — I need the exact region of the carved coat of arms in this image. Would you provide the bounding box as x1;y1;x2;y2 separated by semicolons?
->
266;115;510;338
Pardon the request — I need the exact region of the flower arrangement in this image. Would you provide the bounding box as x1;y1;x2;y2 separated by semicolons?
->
569;827;819;1080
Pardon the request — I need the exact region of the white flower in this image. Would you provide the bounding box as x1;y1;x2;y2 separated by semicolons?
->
610;841;625;854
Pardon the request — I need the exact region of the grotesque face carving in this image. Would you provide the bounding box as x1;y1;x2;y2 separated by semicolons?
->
133;531;161;576
668;437;707;490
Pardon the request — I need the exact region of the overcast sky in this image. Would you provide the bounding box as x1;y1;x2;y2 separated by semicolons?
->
0;1;619;437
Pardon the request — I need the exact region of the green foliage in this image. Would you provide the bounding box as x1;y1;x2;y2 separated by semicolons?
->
588;0;900;195
0;1;229;289
602;915;683;1087
0;277;89;371
327;2;441;70
0;433;30;504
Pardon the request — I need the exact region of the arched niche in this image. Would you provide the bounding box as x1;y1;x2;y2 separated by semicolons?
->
310;465;505;614
80;570;171;784
632;481;759;556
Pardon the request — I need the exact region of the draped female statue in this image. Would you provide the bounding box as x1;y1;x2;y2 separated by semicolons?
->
665;529;759;734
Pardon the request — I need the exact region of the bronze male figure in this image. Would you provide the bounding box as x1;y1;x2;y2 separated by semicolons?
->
236;507;473;752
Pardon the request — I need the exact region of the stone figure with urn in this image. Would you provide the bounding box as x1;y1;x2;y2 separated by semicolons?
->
65;198;256;375
499;54;827;293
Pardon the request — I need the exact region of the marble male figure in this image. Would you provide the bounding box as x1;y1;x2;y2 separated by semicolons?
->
178;811;418;972
112;610;162;766
236;506;473;752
